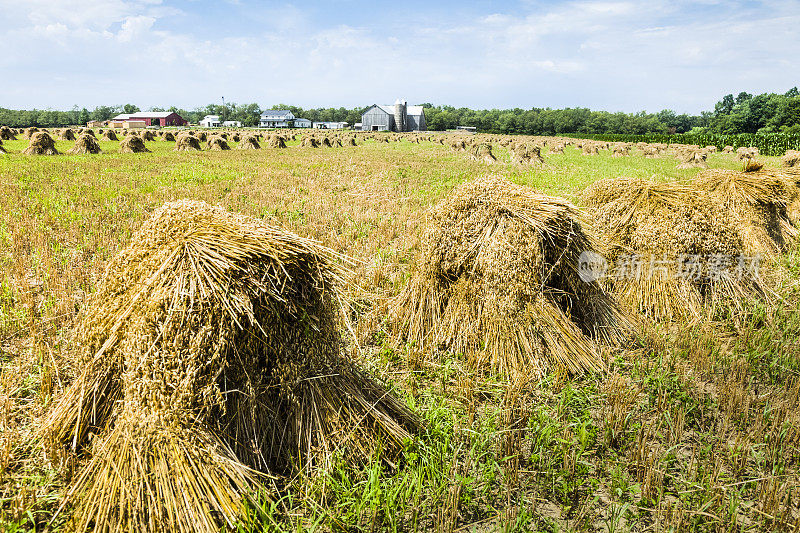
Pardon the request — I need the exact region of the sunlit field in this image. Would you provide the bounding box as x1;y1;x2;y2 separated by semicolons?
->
1;131;798;532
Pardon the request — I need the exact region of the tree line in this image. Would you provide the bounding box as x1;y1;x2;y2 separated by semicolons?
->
1;88;798;135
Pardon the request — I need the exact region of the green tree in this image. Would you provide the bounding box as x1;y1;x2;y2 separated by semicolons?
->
735;92;752;105
715;94;735;116
91;106;117;121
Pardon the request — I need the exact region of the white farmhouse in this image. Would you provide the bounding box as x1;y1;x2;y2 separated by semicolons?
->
260;110;294;128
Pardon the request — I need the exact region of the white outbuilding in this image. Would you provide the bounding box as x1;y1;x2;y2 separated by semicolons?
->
200;115;221;128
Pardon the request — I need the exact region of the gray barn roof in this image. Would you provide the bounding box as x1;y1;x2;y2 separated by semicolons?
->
374;104;425;117
261;110;294;118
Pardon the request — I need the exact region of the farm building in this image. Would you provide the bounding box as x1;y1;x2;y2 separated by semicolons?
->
108;118;147;130
260;110;295;128
109;116;145;129
223;120;242;128
360;99;426;132
313;122;348;130
111;111;187;127
110;115;133;128
294;118;312;128
200;115;221;128
86;120;104;128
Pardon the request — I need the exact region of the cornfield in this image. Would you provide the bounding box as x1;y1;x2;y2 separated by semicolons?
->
564;133;800;156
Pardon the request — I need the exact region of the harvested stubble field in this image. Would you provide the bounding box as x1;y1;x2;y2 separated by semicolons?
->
1;131;799;532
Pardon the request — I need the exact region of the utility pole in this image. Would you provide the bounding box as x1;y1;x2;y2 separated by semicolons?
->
221;96;225;124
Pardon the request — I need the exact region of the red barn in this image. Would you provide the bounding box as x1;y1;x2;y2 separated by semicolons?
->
111;111;188;127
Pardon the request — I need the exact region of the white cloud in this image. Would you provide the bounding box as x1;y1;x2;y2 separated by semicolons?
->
533;60;585;74
1;0;799;113
117;15;156;42
1;0;157;31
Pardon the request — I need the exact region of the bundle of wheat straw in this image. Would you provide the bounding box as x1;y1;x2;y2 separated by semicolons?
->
22;131;58;155
693;169;798;257
67;134;101;155
118;134;150;153
393;175;629;378
582;177;771;323
44;200;419;532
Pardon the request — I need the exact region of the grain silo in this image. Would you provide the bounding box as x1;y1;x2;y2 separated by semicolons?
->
394;99;407;133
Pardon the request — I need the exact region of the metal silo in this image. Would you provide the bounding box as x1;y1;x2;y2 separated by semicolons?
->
394;98;406;132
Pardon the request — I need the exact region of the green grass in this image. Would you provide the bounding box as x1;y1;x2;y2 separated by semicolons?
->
0;134;798;531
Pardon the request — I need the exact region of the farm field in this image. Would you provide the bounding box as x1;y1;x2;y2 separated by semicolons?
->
1;132;799;532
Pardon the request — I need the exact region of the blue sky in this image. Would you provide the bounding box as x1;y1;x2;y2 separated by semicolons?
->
1;0;798;113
